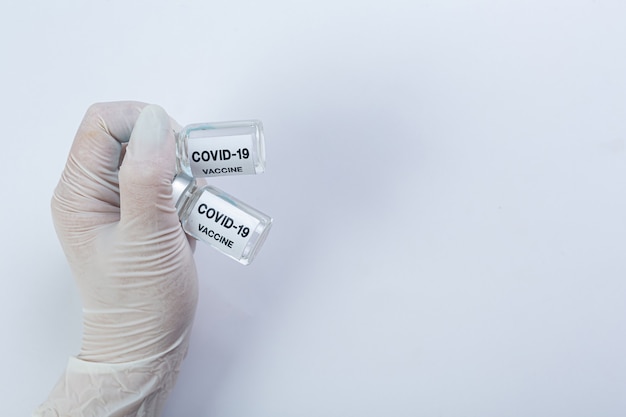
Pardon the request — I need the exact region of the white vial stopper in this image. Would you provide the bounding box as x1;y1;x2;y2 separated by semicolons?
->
171;172;196;214
177;120;265;178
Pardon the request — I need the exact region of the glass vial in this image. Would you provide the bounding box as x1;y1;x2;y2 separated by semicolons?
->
172;173;272;265
176;120;265;178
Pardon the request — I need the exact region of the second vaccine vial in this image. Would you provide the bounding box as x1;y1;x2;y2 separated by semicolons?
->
172;173;272;265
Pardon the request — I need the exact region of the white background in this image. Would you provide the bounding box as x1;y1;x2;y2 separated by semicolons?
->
1;1;626;415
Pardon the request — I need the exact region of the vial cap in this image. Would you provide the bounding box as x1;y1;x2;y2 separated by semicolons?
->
171;172;195;210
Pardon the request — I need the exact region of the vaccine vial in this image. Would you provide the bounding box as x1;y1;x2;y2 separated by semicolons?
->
172;173;272;265
176;120;265;178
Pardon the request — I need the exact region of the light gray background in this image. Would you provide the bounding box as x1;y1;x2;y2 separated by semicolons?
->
2;1;625;415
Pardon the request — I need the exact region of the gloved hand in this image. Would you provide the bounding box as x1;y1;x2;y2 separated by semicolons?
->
34;102;199;417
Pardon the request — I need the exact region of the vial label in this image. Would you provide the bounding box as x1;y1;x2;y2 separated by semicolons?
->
187;190;261;261
188;134;257;177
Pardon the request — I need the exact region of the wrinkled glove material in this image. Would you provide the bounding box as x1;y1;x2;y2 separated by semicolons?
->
33;330;189;417
34;102;198;417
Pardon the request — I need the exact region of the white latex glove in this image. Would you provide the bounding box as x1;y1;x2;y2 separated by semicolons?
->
34;102;199;416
